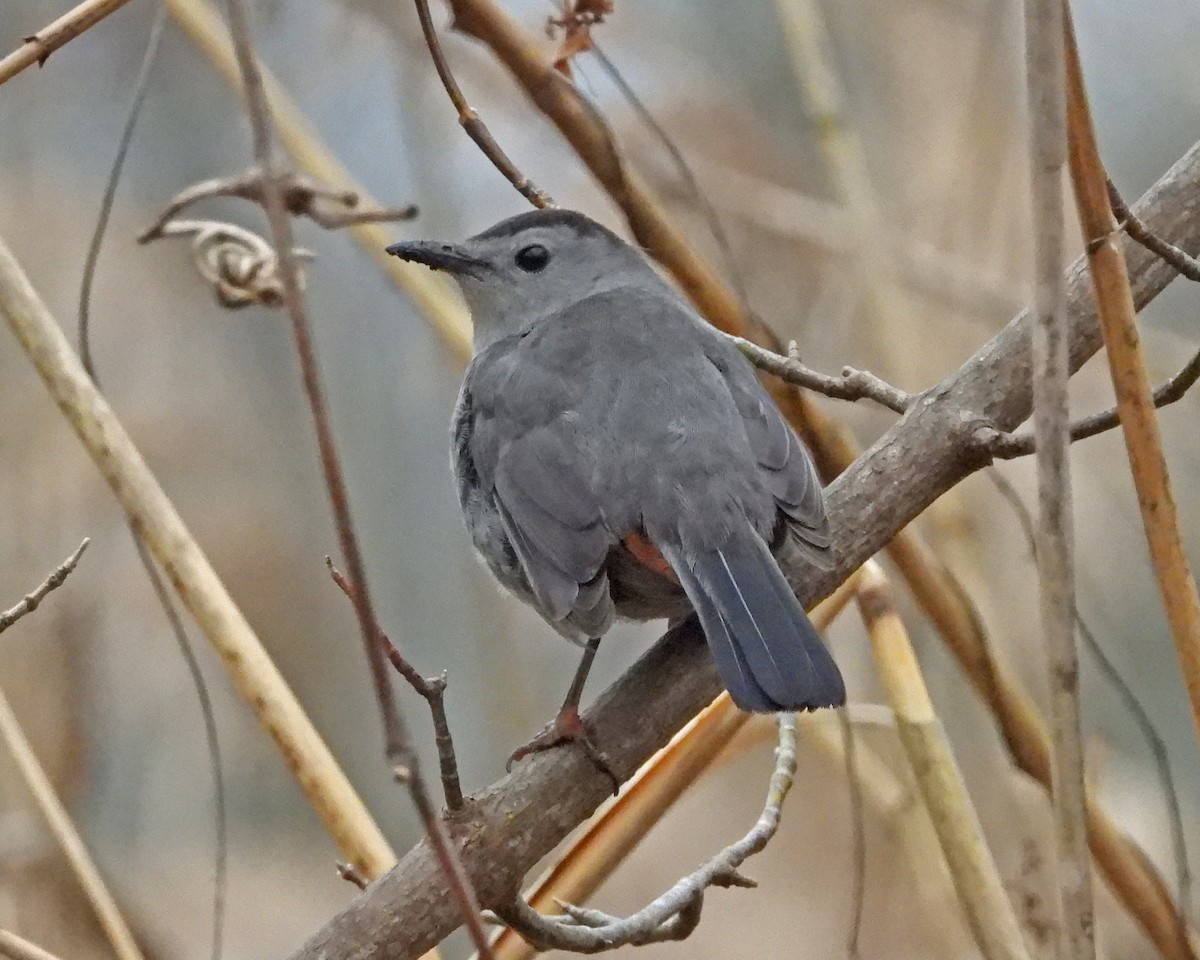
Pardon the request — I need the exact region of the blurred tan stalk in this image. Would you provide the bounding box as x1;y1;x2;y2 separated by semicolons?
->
857;561;1031;960
0;233;396;880
0;688;144;960
0;930;71;960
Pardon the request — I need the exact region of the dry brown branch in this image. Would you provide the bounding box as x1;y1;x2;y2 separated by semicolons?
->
487;573;863;960
0;930;70;960
857;561;1031;960
0;0;135;86
287;137;1200;960
217;0;491;952
413;0;552;207
0;232;396;879
1064;8;1200;756
0;539;88;634
0;687;144;960
1028;4;1095;959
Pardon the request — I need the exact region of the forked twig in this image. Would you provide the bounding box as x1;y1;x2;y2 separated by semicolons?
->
328;559;463;811
492;714;798;953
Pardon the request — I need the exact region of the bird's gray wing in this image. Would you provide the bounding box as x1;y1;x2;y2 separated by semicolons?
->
457;339;616;638
703;336;831;564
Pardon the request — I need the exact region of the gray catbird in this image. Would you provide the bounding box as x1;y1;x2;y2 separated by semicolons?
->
388;209;844;773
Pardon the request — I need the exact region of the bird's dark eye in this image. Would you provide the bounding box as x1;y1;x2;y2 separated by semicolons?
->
515;244;550;272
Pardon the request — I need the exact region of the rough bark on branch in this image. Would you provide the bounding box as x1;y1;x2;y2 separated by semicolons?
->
287;139;1200;960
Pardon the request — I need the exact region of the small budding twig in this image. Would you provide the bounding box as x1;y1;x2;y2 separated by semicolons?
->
413;0;554;209
492;714;800;953
0;0;136;86
0;539;89;635
728;335;914;413
328;559;464;812
856;561;1031;960
986;348;1200;458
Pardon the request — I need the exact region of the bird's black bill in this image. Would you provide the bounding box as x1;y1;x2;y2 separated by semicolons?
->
385;240;488;278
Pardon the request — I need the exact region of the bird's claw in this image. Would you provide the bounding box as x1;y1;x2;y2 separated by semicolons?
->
507;706;620;795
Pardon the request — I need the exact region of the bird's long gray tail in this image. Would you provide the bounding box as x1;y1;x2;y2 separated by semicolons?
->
662;530;845;712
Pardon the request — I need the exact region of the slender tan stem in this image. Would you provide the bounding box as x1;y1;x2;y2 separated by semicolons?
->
0;688;144;960
0;0;135;86
488;572;863;960
0;930;71;960
1064;6;1200;753
1026;2;1095;958
857;562;1031;960
0;232;395;880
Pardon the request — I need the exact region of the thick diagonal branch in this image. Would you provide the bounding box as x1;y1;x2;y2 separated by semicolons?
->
286;137;1200;960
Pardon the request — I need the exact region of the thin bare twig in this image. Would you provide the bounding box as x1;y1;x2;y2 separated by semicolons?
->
218;0;491;950
729;334;914;413
493;714;798;953
137;168;417;243
0;0;136;86
413;0;553;208
1109;179;1200;282
1028;3;1094;959
1065;4;1200;756
987;347;1200;458
586;42;751;316
328;559;463;812
857;561;1031;960
0;540;89;635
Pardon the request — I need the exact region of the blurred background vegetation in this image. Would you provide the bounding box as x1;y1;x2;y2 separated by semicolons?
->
2;0;1200;957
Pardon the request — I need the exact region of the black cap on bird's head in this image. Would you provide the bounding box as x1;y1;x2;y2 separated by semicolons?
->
386;208;663;350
